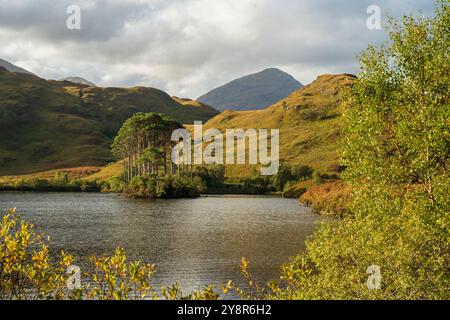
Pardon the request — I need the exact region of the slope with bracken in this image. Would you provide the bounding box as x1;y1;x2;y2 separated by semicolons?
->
171;96;218;112
0;68;218;175
203;74;356;177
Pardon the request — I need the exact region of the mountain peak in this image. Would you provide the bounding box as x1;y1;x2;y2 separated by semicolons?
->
0;58;35;76
197;68;303;111
60;77;96;87
260;67;285;73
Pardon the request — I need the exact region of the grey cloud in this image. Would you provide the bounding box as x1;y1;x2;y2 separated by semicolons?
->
0;0;436;98
0;0;153;42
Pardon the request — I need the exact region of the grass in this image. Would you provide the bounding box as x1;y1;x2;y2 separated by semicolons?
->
82;162;124;181
0;167;103;185
282;179;314;198
204;74;355;177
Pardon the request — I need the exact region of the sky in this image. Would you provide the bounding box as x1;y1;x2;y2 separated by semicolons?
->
0;0;435;98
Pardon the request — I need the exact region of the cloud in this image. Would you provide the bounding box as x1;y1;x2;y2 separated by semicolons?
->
0;0;435;97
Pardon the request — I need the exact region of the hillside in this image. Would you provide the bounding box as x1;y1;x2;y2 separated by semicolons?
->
0;69;218;175
198;68;303;111
204;74;356;176
0;58;35;75
60;77;96;87
172;96;218;111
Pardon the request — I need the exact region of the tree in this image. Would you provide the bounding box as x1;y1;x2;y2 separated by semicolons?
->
139;147;163;175
271;1;450;300
112;113;184;184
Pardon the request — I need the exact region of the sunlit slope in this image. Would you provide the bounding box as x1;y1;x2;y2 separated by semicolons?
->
171;96;218;114
203;74;356;176
0;69;218;175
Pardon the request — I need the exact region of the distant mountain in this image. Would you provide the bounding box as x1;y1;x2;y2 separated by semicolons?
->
0;58;35;76
172;96;218;110
204;74;356;176
198;68;303;111
60;77;96;87
0;69;219;175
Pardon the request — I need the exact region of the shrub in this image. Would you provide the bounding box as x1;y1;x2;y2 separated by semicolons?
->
282;179;313;199
29;178;50;191
0;209;226;300
299;180;351;216
271;164;313;191
80;180;100;192
269;3;450;300
107;177;125;193
55;172;70;184
125;175;201;199
192;165;225;189
0;209;74;300
311;170;323;185
13;179;27;190
159;175;200;198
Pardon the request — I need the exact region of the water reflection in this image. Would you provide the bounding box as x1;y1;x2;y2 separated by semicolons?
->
0;192;319;294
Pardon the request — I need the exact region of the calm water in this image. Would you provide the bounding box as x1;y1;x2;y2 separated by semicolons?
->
0;192;319;294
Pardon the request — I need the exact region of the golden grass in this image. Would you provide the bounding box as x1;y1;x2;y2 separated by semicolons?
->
82;162;124;181
0;166;102;185
203;74;355;174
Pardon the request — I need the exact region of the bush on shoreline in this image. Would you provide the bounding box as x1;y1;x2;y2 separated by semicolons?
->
124;174;201;199
0;178;101;192
299;180;352;216
0;208;236;300
267;3;450;299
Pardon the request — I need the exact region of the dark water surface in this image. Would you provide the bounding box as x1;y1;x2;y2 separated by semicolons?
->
0;192;319;294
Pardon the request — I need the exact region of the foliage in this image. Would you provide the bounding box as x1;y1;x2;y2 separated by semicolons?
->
102;176;126;193
225;163;314;195
54;172;69;184
192;165;226;189
112;112;184;183
0;208;74;300
268;1;450;299
272;164;313;190
234;258;265;300
299;180;351;216
282;179;313;199
0;209;231;300
125;174;202;199
0;177;101;192
85;248;157;300
311;170;323;185
111;112;210;198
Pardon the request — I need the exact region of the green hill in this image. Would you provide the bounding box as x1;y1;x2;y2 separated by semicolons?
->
0;69;218;175
203;74;356;177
